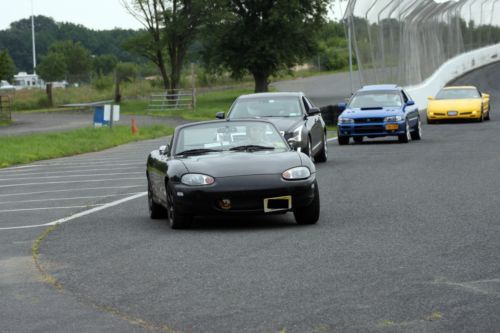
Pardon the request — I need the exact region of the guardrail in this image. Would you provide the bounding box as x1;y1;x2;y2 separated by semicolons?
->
148;89;196;111
406;43;500;110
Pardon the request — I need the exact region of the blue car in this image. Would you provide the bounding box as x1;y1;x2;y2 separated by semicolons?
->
337;85;422;145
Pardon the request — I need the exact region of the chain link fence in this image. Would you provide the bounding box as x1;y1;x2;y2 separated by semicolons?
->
344;0;500;87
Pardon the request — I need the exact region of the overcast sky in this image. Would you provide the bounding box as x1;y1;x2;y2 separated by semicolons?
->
0;0;144;30
1;0;346;31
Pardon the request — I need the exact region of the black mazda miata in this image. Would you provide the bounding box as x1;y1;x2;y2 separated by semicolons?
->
146;119;320;229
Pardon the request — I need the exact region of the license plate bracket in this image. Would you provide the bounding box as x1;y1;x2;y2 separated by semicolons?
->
264;195;292;213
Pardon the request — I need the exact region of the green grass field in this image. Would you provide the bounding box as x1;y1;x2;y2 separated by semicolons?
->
0;125;173;168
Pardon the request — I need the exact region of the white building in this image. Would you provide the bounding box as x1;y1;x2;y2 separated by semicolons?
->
13;72;44;88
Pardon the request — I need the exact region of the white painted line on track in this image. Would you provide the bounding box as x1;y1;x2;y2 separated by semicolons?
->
327;136;338;142
0;166;143;178
0;185;144;198
0;177;144;188
0;204;103;213
0;192;143;205
0;172;143;182
0;162;143;174
0;192;147;231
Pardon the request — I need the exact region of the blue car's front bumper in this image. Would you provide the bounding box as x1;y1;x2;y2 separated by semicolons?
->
338;121;405;137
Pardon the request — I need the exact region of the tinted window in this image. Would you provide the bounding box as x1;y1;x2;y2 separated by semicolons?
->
230;97;303;118
436;88;481;99
349;91;403;108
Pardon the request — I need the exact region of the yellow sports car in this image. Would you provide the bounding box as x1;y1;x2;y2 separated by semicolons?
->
427;86;490;124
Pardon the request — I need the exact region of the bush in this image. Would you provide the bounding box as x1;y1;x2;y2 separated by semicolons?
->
91;74;114;91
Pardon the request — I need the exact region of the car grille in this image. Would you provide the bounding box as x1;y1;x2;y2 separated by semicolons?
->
354;117;384;123
354;125;385;134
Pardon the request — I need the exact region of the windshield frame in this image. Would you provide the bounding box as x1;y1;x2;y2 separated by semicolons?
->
435;88;481;100
348;90;403;109
171;120;290;156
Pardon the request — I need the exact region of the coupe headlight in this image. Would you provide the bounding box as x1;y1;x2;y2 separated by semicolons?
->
384;115;403;122
288;125;303;141
282;167;311;180
181;173;215;186
338;117;354;124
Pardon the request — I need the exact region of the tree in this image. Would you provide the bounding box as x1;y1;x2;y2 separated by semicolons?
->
93;54;118;75
204;0;328;92
37;52;67;107
122;0;218;92
48;41;92;83
114;62;137;103
0;49;15;81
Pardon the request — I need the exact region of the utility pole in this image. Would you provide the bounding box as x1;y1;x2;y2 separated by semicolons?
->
347;17;354;95
31;0;37;74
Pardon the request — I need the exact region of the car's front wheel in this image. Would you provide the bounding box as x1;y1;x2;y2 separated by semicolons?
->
353;136;363;143
398;120;411;143
315;132;328;163
166;186;192;229
338;133;349;145
293;181;320;225
148;179;166;219
410;118;422;140
485;106;491;121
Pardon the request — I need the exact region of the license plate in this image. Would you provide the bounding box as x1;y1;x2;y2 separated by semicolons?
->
447;111;458;116
264;195;292;213
385;124;399;130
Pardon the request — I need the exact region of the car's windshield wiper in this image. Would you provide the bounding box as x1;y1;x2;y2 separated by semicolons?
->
229;145;275;152
175;148;222;156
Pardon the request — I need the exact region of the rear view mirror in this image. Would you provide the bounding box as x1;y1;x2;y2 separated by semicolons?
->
307;107;321;115
427;96;434;100
406;100;415;106
159;144;169;155
338;102;347;110
216;112;225;119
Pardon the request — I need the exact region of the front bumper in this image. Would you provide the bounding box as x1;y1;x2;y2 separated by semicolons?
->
171;174;317;216
338;122;405;137
427;110;480;120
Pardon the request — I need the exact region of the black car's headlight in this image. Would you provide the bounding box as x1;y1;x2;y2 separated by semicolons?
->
338;117;354;124
287;125;304;142
282;167;311;180
181;173;215;185
384;115;403;122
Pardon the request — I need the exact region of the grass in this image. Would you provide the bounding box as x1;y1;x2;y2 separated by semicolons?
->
0;125;173;168
0;119;12;126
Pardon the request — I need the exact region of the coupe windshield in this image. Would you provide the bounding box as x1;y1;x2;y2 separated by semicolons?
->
349;91;403;108
230;97;303;118
435;88;480;100
174;121;289;155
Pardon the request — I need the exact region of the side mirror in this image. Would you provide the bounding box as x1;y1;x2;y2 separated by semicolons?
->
482;93;490;99
338;102;347;110
159;144;169;155
307;107;321;115
427;96;434;100
216;112;225;119
406;100;415;106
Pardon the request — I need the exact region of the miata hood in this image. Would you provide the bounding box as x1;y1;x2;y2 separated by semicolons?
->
428;99;482;112
180;151;303;177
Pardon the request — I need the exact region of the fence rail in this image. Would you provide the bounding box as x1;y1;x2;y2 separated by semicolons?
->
148;89;196;111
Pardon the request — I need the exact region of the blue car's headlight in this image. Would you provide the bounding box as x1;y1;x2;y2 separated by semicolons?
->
384;115;403;122
338;117;354;124
282;167;311;180
181;173;215;185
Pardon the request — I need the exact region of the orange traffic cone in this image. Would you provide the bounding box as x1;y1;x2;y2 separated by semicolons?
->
131;117;139;135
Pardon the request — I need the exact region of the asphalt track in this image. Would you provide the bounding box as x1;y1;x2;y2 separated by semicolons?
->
1;63;500;332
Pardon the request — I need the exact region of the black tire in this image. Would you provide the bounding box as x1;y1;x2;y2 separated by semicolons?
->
293;181;320;225
477;108;484;122
338;134;349;145
315;132;328;163
398;120;411;143
166;186;192;229
148;179;166;219
485;106;491;121
427;117;435;125
410;117;422;140
353;136;364;143
304;138;313;158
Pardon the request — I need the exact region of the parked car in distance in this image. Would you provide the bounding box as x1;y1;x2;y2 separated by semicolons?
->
147;119;320;229
216;92;328;162
427;86;490;123
337;84;421;144
0;80;15;91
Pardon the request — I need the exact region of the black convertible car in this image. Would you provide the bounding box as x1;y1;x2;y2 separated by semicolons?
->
146;119;320;229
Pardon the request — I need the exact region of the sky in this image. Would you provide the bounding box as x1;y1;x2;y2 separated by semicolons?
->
1;0;347;31
0;0;144;30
